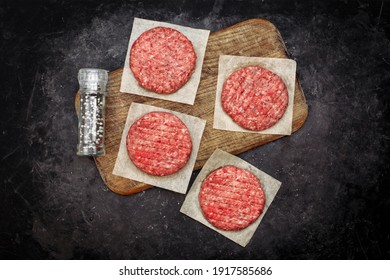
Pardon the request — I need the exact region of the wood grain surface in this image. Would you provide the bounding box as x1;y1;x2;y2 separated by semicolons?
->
76;18;308;195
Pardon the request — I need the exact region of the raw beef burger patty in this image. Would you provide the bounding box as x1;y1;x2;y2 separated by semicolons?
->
126;112;192;176
130;26;197;94
221;65;288;131
199;165;265;231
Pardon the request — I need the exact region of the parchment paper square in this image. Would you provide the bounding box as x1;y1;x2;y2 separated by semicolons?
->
214;55;296;135
113;103;206;194
180;149;281;247
120;18;210;105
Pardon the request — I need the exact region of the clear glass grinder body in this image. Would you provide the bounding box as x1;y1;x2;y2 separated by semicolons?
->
77;68;109;156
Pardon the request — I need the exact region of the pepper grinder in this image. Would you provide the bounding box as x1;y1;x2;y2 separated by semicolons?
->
76;68;108;156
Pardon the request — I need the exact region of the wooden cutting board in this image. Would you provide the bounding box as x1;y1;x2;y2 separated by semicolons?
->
76;18;308;195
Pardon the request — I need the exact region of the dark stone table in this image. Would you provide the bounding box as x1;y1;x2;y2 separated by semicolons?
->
0;0;389;259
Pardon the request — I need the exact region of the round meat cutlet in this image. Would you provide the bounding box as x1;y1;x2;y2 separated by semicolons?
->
126;111;192;176
130;26;197;94
221;65;289;131
199;165;266;231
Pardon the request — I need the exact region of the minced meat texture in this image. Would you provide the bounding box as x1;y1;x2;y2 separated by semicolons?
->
126;111;192;176
221;66;288;131
199;165;265;231
130;26;197;94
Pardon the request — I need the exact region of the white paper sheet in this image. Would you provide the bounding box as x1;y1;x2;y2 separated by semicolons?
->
113;102;206;194
180;149;281;247
213;55;296;135
120;18;210;105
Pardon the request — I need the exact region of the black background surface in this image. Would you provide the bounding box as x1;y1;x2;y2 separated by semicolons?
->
0;0;389;259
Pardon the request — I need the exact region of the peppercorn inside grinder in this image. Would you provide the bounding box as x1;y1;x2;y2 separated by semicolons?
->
76;68;109;156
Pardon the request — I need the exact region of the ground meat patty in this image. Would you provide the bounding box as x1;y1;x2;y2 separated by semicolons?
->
221;66;289;131
130;26;197;94
126;111;192;176
199;165;265;231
